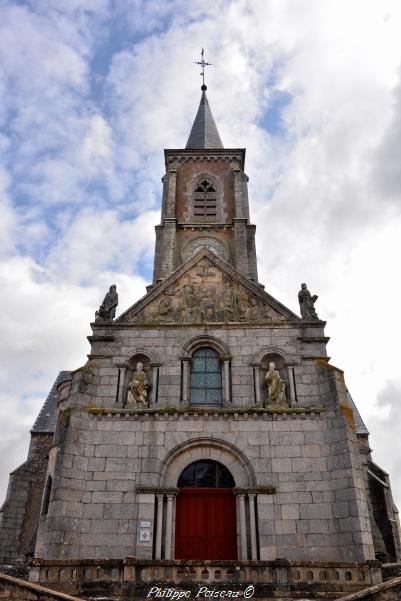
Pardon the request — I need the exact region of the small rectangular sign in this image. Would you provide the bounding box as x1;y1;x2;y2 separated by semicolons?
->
140;521;151;528
139;529;151;542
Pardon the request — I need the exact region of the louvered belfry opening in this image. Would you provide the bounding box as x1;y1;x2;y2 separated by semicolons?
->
194;180;217;221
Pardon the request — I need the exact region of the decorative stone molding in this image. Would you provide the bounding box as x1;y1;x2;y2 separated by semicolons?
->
233;486;276;495
86;406;326;417
183;334;231;356
159;436;257;489
136;487;178;495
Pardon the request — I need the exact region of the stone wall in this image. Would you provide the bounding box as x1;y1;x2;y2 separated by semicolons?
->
35;401;374;562
86;321;329;409
0;434;52;562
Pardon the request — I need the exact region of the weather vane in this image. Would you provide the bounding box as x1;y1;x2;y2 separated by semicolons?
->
194;48;212;89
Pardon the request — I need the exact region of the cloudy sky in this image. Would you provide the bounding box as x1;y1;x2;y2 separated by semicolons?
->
1;0;401;508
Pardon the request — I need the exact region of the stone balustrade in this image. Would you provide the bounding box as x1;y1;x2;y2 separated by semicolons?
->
29;558;382;599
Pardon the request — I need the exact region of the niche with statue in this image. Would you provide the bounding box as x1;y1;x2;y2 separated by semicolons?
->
124;354;152;408
261;352;289;407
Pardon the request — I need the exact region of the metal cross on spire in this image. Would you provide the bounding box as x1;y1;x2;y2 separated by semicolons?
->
194;48;212;89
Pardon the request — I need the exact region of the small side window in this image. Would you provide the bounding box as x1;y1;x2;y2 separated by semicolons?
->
41;475;52;515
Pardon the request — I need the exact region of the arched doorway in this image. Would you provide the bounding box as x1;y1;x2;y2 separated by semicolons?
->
175;460;237;560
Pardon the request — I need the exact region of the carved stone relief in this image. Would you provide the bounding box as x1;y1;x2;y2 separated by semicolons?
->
129;258;287;325
181;237;230;263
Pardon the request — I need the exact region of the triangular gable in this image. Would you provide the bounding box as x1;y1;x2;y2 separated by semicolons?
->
116;251;300;325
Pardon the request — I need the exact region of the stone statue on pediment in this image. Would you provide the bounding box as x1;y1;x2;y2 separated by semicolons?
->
127;362;149;407
265;362;286;405
95;285;118;322
298;283;319;320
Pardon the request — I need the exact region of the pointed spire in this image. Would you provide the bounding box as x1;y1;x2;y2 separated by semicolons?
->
186;85;224;149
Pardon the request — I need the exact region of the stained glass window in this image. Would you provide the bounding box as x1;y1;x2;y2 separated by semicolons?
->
178;460;235;488
190;347;222;405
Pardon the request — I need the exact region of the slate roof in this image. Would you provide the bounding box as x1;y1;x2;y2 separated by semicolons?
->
346;389;369;435
31;371;72;434
186;88;224;149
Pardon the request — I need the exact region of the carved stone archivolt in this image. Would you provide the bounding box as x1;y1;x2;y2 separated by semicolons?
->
129;258;287;325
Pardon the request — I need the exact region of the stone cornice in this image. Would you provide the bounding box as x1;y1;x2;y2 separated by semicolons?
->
164;148;246;170
86;405;327;418
233;486;276;495
94;321;303;330
299;336;330;343
136;487;179;495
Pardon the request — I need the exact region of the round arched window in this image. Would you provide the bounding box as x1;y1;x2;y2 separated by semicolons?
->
190;347;222;405
178;460;235;488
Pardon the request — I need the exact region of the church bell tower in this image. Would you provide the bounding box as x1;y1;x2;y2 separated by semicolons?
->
152;82;258;285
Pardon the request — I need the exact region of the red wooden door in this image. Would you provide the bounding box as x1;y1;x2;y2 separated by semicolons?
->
175;488;237;560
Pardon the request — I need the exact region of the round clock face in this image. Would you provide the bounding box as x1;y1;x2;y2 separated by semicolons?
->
181;237;230;263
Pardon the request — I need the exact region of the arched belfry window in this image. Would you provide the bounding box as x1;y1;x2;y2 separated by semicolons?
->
194;180;217;220
178;460;235;488
190;347;222;405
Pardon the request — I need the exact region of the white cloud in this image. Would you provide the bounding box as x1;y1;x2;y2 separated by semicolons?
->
46;208;158;285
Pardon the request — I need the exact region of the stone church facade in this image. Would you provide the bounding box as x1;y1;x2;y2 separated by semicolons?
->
1;84;400;596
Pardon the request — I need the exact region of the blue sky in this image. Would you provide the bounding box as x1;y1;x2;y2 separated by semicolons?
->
1;0;401;507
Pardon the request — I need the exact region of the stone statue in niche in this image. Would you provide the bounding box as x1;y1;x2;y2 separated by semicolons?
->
265;362;287;405
127;362;150;406
298;283;319;320
95;285;118;322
